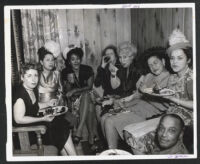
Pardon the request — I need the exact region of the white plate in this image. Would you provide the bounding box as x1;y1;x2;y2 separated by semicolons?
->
143;88;175;97
99;149;132;155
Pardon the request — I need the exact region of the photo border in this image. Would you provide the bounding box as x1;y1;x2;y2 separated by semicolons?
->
4;3;197;161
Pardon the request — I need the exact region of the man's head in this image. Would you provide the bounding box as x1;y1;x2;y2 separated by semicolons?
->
157;114;185;150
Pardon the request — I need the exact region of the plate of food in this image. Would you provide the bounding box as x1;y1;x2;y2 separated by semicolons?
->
37;106;68;117
143;87;175;97
99;149;132;155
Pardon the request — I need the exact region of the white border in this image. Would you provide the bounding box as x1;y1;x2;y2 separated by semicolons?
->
5;3;197;161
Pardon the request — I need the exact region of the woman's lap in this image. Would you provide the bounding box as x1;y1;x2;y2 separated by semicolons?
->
126;99;162;118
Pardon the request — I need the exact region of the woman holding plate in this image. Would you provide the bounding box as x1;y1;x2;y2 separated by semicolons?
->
13;63;77;156
124;29;193;154
37;44;77;155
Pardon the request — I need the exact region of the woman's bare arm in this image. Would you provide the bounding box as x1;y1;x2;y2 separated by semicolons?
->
14;98;54;124
167;97;193;110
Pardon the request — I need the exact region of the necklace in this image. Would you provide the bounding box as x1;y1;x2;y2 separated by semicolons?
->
23;84;36;104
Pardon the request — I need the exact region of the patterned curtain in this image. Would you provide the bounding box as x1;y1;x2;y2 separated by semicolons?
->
21;9;60;63
11;10;24;86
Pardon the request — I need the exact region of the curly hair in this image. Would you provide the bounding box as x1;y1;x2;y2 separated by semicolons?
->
102;45;118;57
140;47;171;74
118;41;137;57
37;46;53;61
67;48;83;60
20;63;39;77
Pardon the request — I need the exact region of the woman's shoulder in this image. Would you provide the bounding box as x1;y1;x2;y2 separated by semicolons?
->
80;64;93;70
186;68;193;81
12;84;27;103
80;64;94;74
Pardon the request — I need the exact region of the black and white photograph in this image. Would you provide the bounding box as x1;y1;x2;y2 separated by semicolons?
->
4;3;197;161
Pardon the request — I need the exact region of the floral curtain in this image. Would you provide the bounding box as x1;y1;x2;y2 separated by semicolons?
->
21;9;60;63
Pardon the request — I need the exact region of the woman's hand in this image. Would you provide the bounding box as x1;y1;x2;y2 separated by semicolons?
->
115;98;125;108
101;56;109;69
42;115;55;122
102;98;114;107
162;95;193;110
138;83;148;93
109;63;118;76
48;99;59;107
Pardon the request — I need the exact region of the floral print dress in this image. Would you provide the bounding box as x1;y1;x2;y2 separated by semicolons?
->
166;68;193;126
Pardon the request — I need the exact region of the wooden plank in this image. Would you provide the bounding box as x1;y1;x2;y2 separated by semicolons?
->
153;8;163;47
83;9;102;72
131;9;138;48
144;9;153;50
116;9;131;46
172;8;184;32
99;9;117;50
136;9;146;54
184;8;193;45
18;132;31;151
160;8;173;47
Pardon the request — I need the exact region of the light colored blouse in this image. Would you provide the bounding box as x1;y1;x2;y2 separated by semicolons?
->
38;70;63;104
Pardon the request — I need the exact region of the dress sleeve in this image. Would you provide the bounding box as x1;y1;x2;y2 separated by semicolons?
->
186;78;193;100
136;75;144;90
87;65;94;78
94;66;106;87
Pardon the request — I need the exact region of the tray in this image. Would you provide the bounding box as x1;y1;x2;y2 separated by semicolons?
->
143;88;175;97
38;106;68;117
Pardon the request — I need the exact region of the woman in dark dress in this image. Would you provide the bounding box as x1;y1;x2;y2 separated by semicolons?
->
94;45;121;96
13;63;76;156
100;42;140;144
61;47;98;149
94;45;121;123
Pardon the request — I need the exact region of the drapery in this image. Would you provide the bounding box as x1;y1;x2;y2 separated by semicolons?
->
21;9;60;63
11;10;24;86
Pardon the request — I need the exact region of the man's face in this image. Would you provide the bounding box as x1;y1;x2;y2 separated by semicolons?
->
157;116;183;149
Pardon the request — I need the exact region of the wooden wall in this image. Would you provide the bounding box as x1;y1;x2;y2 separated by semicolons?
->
131;8;193;55
57;9;131;72
20;8;193;71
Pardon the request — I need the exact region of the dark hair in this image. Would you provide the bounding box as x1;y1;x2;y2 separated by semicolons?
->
102;45;118;58
140;47;171;74
66;47;84;63
38;46;53;61
20;63;39;77
159;114;185;131
182;47;193;68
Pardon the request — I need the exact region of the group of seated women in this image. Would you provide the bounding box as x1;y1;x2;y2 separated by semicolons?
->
97;29;193;154
12;28;193;156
